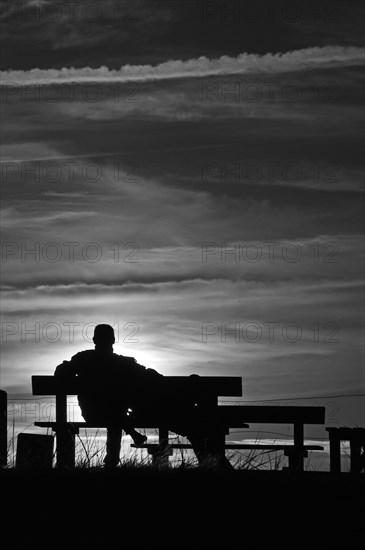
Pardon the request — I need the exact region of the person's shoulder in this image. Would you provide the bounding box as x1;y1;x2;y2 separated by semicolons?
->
71;350;95;362
113;354;162;377
114;354;151;372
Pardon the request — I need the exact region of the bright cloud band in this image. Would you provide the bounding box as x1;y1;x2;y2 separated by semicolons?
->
1;45;364;85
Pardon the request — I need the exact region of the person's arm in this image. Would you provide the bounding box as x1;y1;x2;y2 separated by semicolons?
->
122;358;163;410
145;366;163;378
122;356;163;378
137;362;164;379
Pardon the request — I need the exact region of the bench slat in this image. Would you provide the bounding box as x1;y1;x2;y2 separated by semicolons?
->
130;443;324;451
32;375;242;397
34;402;325;428
34;418;250;429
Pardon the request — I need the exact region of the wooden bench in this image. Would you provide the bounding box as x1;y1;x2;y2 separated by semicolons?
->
32;375;325;471
32;374;244;468
130;405;325;469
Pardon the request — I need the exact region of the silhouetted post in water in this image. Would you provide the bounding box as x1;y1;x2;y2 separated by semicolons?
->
0;390;7;467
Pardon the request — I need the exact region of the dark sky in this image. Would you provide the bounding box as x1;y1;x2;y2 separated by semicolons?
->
0;1;364;435
1;0;364;69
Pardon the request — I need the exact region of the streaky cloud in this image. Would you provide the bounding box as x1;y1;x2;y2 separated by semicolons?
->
1;46;364;85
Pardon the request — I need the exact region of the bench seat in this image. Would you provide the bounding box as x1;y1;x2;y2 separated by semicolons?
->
34;418;250;431
130;443;324;451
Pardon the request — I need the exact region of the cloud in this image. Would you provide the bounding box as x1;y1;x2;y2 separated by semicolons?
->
0;141;64;162
1;46;363;85
0;206;97;228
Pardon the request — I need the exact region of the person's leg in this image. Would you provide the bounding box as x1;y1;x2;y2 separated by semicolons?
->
172;408;234;470
184;430;208;466
204;430;234;470
184;429;233;470
127;428;147;446
116;410;147;446
169;415;210;467
104;425;122;467
80;406;121;466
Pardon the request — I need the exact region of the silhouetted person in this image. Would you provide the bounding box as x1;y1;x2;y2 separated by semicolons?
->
56;324;232;469
55;324;159;466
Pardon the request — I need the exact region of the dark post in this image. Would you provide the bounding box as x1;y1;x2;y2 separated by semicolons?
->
350;436;361;473
292;422;304;472
152;427;171;467
55;390;75;468
0;390;7;467
328;429;341;473
207;430;227;467
359;447;365;472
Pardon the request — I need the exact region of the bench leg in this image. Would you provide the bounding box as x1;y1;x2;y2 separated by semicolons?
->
55;391;75;468
104;427;123;467
283;423;307;473
56;429;75;468
359;448;365;473
350;439;362;473
284;447;308;473
206;431;227;466
329;433;341;473
287;451;305;473
150;427;170;468
290;422;305;473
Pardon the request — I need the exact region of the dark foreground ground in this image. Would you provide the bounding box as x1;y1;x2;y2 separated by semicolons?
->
1;467;364;549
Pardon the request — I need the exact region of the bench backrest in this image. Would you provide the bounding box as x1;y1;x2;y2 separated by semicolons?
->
32;376;325;425
32;375;243;398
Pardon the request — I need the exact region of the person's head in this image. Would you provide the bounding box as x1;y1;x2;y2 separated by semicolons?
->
93;324;115;350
